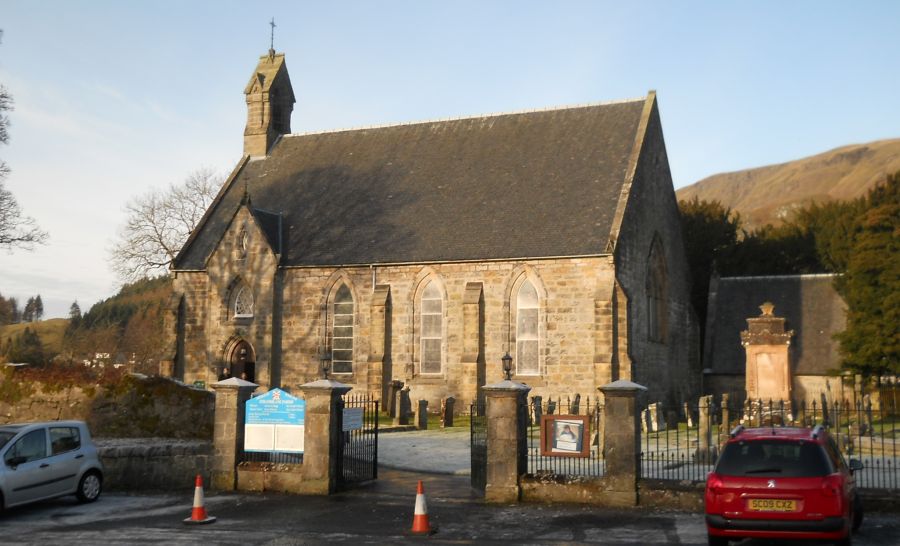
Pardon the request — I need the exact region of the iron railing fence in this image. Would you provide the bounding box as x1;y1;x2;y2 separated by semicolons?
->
339;393;379;487
470;401;487;492
241;451;303;464
641;389;899;490
526;394;605;478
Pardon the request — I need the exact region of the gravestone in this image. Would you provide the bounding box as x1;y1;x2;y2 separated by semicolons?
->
416;399;428;430
393;386;411;426
647;402;664;432
666;410;678;429
386;380;403;417
531;396;543;425
571;393;581;415
547;398;557;415
441;397;455;428
683;402;694;428
696;395;715;463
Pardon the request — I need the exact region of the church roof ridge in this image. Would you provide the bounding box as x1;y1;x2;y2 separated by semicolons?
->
718;273;840;281
282;96;647;139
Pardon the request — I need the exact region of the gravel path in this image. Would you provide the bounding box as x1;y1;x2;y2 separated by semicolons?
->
377;428;471;475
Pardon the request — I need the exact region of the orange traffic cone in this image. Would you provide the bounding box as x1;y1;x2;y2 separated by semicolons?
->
183;474;216;525
410;480;435;535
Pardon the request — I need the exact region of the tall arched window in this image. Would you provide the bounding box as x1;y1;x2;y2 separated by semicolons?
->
420;281;443;374
516;279;540;376
647;237;668;343
331;284;354;374
233;284;254;318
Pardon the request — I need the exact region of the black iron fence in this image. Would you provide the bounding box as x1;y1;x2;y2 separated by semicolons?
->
241;450;303;464
338;393;379;488
526;395;605;478
641;390;900;490
470;401;487;493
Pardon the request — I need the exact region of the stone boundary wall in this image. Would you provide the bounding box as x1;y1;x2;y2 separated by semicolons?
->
0;374;214;440
97;439;212;491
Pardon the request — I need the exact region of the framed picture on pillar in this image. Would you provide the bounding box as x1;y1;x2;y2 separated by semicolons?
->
540;414;590;457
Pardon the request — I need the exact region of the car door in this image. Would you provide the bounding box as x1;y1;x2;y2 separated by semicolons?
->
2;427;54;507
46;426;84;495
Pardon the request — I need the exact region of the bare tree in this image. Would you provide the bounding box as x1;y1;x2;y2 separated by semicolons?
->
0;30;48;251
110;168;222;281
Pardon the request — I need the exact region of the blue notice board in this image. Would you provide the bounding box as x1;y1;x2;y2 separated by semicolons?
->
244;388;306;453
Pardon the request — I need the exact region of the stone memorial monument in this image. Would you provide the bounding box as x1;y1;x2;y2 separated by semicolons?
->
741;302;795;421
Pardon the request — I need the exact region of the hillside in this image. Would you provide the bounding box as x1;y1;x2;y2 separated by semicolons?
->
0;318;68;359
676;138;900;229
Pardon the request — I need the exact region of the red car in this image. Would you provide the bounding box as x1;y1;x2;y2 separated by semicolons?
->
705;425;863;546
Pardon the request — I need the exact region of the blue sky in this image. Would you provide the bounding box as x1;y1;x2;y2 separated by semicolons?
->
1;1;899;318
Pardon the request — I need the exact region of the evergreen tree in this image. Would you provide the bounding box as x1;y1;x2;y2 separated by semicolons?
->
6;327;44;364
34;294;43;321
0;292;12;325
678;197;742;338
835;172;900;375
22;296;35;322
8;296;19;323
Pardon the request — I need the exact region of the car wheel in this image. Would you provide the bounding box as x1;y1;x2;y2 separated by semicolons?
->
852;494;864;532
76;470;102;503
835;531;853;546
707;534;728;546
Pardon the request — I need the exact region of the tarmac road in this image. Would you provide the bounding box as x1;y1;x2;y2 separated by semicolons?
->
2;467;898;545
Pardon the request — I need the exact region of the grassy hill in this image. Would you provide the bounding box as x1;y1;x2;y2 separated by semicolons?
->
0;318;69;360
676;138;900;229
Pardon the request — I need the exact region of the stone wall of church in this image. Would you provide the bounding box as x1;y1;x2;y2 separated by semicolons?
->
175;253;646;411
611;99;699;407
175;207;280;388
276;257;622;411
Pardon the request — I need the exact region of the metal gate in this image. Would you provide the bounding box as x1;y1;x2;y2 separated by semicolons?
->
470;401;487;493
338;394;379;489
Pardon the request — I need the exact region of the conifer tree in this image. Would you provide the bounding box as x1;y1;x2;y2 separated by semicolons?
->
835;172;900;375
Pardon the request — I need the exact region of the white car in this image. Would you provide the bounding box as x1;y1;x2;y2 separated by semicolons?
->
0;420;104;510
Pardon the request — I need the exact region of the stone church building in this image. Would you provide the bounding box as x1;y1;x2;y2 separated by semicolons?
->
163;49;699;410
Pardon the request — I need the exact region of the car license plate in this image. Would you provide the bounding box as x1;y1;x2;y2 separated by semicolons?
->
747;498;797;512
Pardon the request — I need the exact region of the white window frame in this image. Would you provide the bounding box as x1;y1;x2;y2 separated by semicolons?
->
419;282;443;375
233;285;254;318
331;285;354;374
515;279;540;376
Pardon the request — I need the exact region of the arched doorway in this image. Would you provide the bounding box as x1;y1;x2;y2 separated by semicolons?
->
229;340;256;382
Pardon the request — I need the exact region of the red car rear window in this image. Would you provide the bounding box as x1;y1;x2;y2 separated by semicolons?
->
715;440;834;478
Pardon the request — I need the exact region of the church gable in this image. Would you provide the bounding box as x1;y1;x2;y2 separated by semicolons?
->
205;201;280;286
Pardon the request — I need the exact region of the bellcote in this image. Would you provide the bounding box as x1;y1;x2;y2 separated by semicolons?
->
243;51;295;157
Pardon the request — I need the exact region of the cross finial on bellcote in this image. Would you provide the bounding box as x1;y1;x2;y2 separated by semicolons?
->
268;17;276;58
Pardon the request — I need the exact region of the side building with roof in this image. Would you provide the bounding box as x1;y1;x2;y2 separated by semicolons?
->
701;273;847;404
163;49;699;410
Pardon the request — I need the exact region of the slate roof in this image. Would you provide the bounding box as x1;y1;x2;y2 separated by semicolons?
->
175;97;649;269
703;274;846;376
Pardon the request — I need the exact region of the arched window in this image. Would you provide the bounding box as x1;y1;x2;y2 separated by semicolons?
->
516;279;540;376
233;284;254;318
647;238;668;343
331;284;354;374
420;281;443;374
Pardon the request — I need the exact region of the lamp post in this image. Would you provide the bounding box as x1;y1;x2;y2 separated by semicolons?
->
320;352;332;379
502;352;513;381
